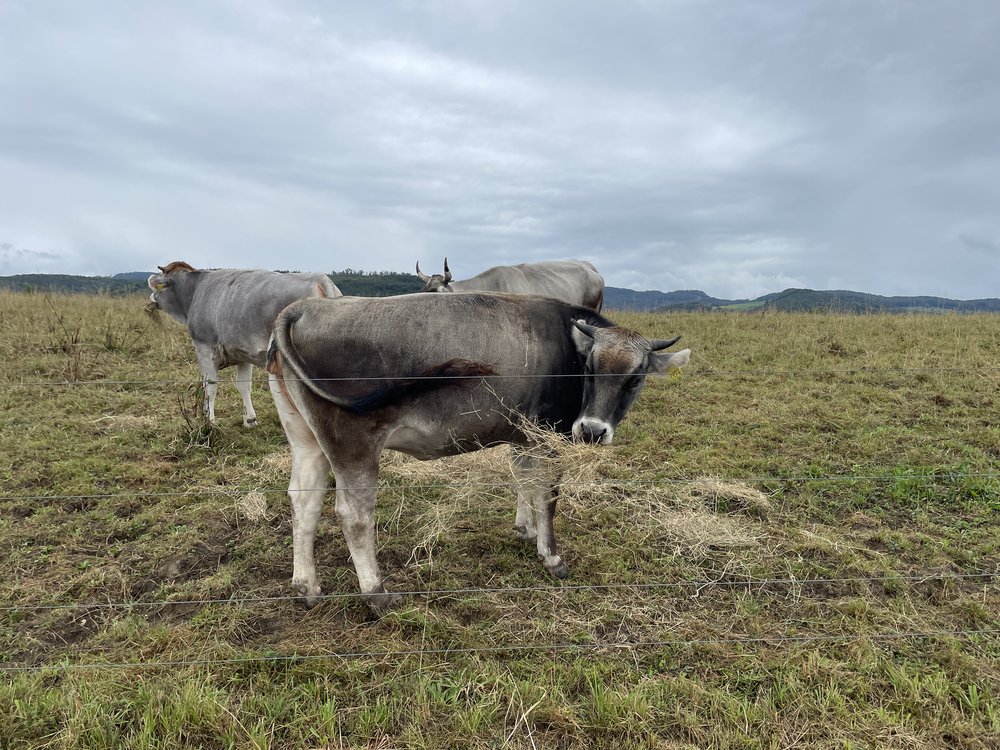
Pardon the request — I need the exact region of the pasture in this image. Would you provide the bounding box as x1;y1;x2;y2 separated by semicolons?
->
1;290;998;749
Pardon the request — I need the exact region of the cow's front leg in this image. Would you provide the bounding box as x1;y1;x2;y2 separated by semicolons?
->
533;484;566;579
511;447;537;541
193;344;219;423
333;461;402;615
512;448;567;578
235;362;257;427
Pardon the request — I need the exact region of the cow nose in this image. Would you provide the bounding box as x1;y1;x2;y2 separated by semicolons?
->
574;417;613;445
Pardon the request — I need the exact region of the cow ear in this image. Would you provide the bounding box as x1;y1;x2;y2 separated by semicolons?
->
147;274;172;292
648;348;690;374
571;319;596;355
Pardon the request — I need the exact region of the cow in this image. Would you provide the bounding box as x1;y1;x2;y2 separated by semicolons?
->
147;261;341;427
266;292;690;613
415;258;606;311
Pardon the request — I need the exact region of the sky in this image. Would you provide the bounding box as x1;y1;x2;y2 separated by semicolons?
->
1;1;998;300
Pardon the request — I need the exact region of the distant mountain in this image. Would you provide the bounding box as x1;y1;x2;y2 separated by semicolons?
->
328;269;423;296
603;287;741;311
603;286;1000;314
755;288;1000;314
0;274;146;295
113;271;153;281
2;273;998;313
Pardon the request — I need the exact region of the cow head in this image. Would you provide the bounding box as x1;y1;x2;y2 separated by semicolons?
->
147;261;196;323
415;258;454;293
570;320;690;445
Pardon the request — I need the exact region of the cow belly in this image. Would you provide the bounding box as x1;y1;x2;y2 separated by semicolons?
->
210;342;266;369
384;420;517;460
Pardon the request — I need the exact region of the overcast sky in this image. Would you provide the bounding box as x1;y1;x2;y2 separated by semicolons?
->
1;1;998;299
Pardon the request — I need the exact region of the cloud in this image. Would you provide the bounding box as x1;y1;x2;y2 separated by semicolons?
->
958;231;999;257
1;1;999;298
0;241;62;270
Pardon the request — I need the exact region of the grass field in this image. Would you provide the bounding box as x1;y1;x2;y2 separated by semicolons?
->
1;290;998;749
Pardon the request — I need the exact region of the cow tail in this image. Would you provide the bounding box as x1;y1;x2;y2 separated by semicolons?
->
268;305;303;382
269;304;356;407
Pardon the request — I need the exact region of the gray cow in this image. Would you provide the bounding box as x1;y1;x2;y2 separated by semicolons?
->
266;292;689;612
148;261;341;427
415;258;606;310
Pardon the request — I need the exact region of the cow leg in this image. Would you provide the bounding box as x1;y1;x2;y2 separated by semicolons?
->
330;459;401;615
511;447;537;541
512;448;567;579
193;344;219;423
269;374;329;606
235;362;257;427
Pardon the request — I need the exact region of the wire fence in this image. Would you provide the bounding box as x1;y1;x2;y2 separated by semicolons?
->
3;351;997;676
3;571;996;614
3;627;999;674
1;470;997;505
2;364;1000;388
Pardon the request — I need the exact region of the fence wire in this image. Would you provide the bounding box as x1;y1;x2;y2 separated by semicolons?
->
2;571;996;614
3;348;997;676
3;628;998;674
1;471;997;505
2;364;999;389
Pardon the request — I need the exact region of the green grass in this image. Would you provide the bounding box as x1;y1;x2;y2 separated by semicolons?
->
1;291;998;748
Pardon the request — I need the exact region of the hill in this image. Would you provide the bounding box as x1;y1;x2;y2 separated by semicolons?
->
0;274;146;295
2;273;997;313
757;288;1000;313
606;286;1000;314
0;270;424;297
603;287;740;311
328;269;423;296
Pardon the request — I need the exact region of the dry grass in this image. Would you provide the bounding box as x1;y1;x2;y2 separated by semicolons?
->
0;292;998;749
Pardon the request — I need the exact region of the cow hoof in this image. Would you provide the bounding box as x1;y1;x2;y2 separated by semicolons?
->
365;588;404;616
544;558;568;579
513;524;537;542
244;418;257;428
291;580;322;608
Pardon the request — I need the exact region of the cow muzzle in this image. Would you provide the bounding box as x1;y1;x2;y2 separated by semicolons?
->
572;417;614;445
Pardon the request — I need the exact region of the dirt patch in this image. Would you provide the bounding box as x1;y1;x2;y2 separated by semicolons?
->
130;539;232;597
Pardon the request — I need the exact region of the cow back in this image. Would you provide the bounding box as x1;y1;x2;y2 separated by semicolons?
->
273;292;606;431
188;270;339;367
454;260;605;310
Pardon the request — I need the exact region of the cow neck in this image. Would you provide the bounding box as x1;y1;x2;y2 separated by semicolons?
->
171;269;204;310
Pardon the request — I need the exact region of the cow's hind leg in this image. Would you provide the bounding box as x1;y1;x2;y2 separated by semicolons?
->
269;374;329;606
512;447;566;579
330;457;401;615
235;362;257;427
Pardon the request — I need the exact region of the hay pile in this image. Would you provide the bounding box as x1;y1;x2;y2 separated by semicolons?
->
381;417;772;563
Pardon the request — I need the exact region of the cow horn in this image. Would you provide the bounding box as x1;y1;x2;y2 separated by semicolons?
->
571;319;600;339
443;257;452;284
415;261;430;282
157;265;167;273
649;335;682;351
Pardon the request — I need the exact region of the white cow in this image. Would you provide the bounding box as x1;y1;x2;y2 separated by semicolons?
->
416;258;606;310
148;261;341;426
